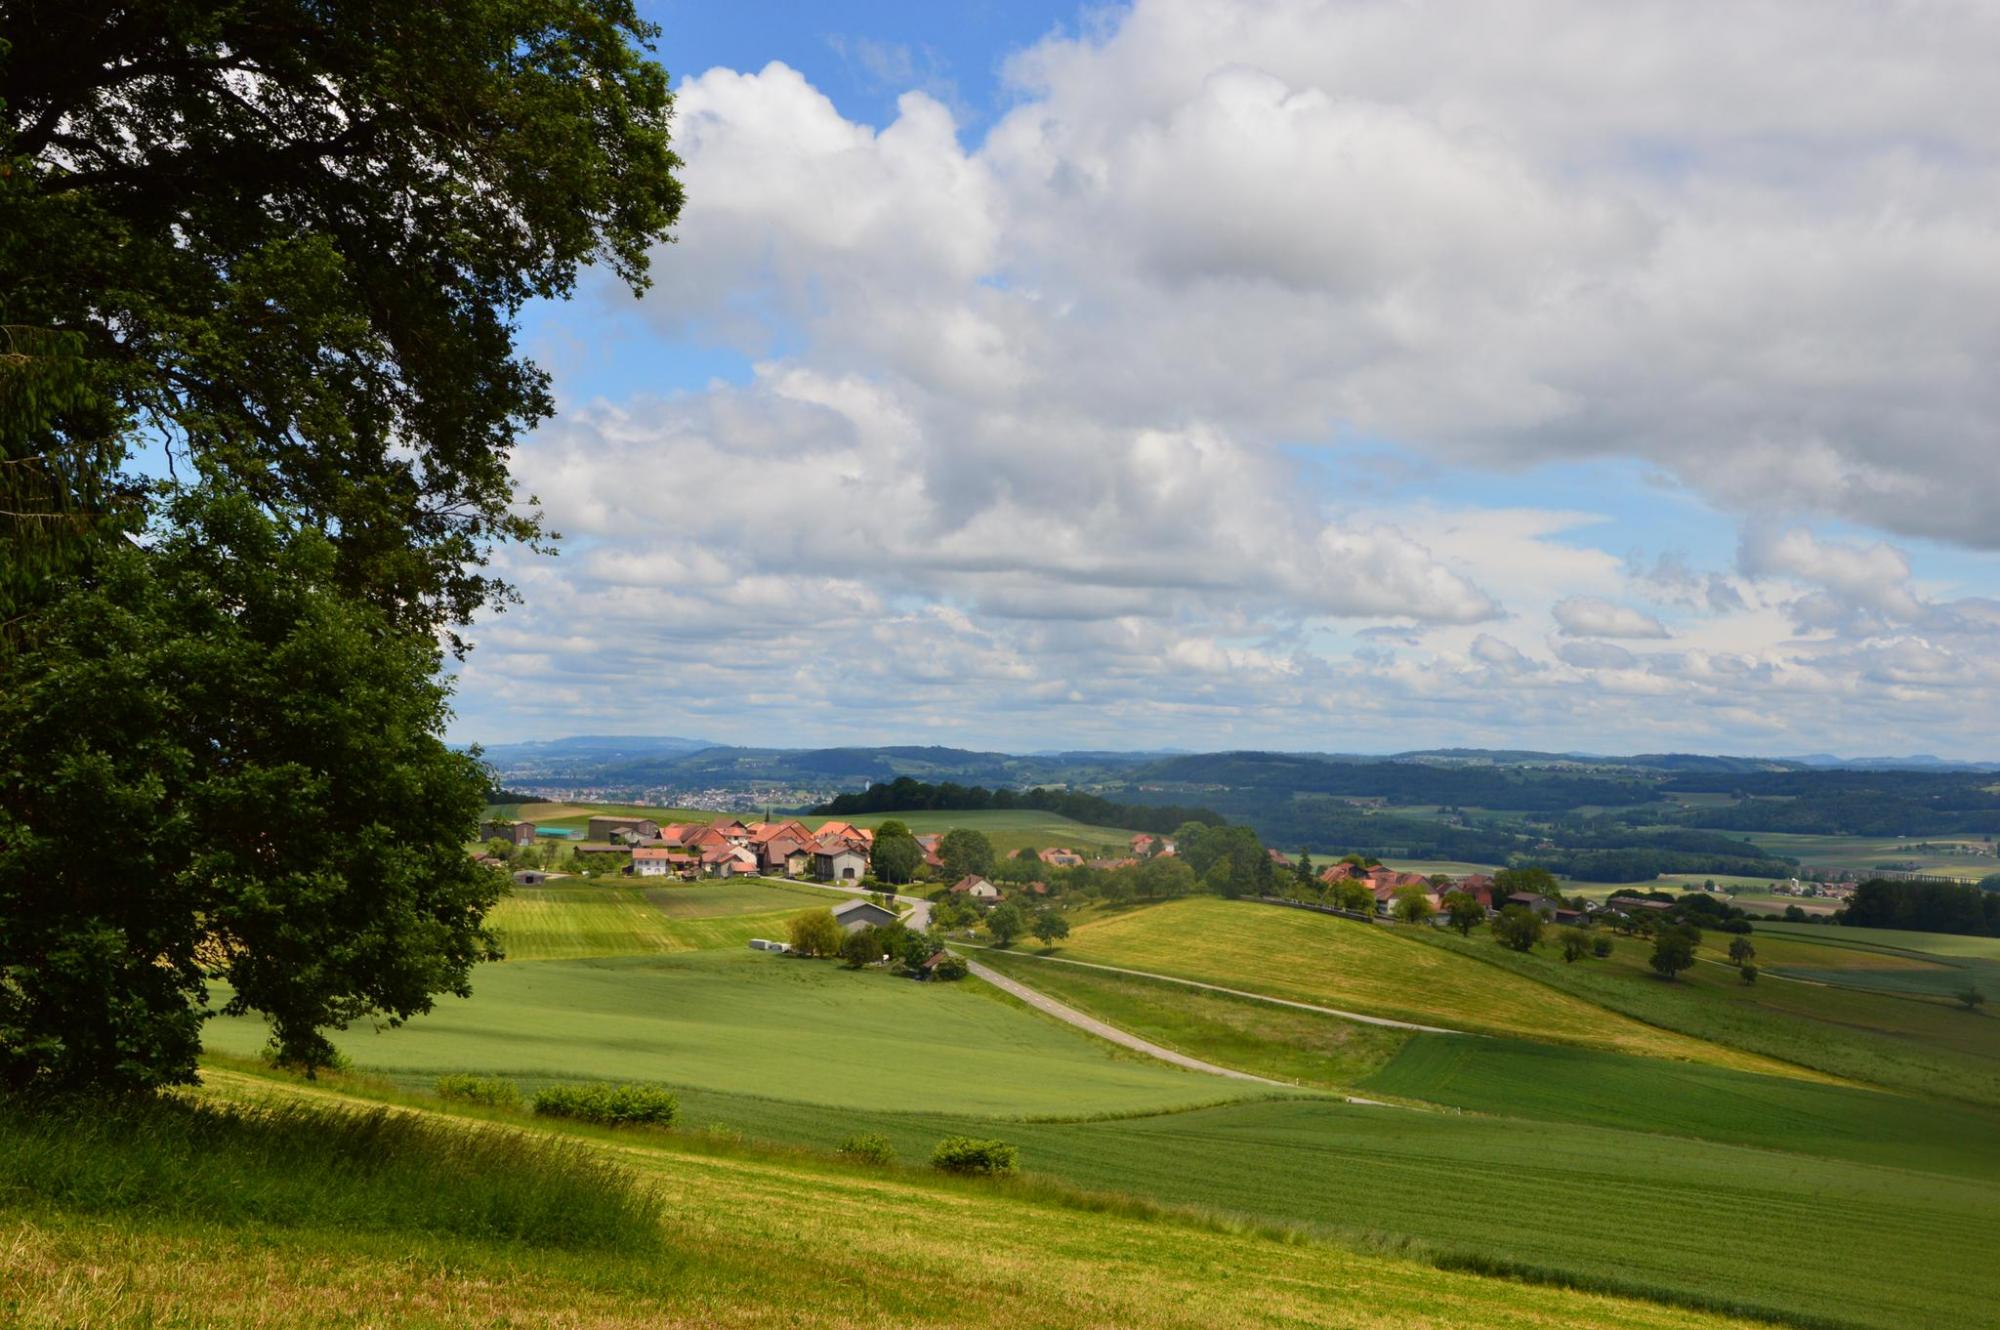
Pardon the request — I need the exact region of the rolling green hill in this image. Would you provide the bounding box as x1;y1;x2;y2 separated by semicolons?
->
4;1067;1774;1330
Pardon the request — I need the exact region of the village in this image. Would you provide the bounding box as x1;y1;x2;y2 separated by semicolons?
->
474;813;1652;931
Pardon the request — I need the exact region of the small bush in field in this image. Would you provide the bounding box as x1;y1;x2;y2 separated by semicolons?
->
532;1083;678;1127
930;1135;1016;1176
434;1074;521;1108
837;1132;897;1166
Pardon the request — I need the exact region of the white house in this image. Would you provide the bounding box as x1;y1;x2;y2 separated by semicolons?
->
948;874;1000;900
630;846;682;878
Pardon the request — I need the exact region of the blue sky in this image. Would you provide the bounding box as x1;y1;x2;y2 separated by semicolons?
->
453;1;2000;760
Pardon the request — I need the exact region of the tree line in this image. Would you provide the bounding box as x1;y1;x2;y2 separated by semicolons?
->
1841;878;2000;937
813;776;1225;836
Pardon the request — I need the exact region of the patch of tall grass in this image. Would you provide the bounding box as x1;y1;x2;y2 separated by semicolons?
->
0;1094;659;1252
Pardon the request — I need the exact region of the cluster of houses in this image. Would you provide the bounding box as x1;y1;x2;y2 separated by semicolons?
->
482;814;955;883
1313;861;1591;924
1006;832;1177;873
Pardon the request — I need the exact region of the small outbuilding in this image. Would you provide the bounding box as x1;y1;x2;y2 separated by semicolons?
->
832;899;899;932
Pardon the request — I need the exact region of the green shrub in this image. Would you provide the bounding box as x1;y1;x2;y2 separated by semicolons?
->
930;1135;1017;1176
532;1082;679;1127
0;1094;658;1252
837;1132;897;1166
930;954;969;981
434;1074;521;1108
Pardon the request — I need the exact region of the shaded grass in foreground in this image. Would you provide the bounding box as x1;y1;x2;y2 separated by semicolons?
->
0;1094;659;1253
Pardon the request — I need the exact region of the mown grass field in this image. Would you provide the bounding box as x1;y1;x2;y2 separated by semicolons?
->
973;947;1412;1088
1415;922;2000;1106
486;879;847;961
1360;1033;2000;1175
1049;899;1809;1075
569;1073;2000;1330
1742;922;2000;999
302;1061;1993;1330
202;949;1259;1117
836;808;1146;856
1712;829;2000;881
1;1070;1777;1330
184;884;2000;1330
1756;920;2000;960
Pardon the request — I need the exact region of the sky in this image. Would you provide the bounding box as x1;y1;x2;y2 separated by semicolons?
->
450;0;2000;760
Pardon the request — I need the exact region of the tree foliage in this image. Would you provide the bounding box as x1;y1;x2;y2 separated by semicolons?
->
1442;891;1485;936
938;828;995;882
985;902;1025;948
0;0;684;637
0;1;684;1092
814;775;1222;835
787;909;843;959
869;824;922;885
1649;927;1698;981
1491;905;1544;953
0;494;500;1088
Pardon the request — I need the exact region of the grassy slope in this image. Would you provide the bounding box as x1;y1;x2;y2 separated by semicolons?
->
487;879;848;961
1052;899;1808;1075
1753;923;2000;960
835;808;1146;855
973;943;2000;1176
187;882;2000;1330
194;1066;2000;1330
974;946;1412;1088
628;1081;2000;1330
1360;1034;2000;1176
202;950;1262;1117
1;1072;1766;1330
1415;925;2000;1106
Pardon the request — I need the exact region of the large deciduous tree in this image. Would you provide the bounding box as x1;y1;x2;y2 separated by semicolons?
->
0;2;683;1091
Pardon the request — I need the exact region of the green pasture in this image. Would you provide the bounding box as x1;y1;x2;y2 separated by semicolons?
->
486;879;845;961
483;801;716;837
1743;923;2000;1000
1708;829;2000;881
1415;923;2000;1106
640;1081;1996;1330
835;808;1145;856
972;947;1411;1088
201;950;1259;1117
1756;921;2000;960
1053;898;1801;1074
12;1076;1773;1330
1361;1034;2000;1176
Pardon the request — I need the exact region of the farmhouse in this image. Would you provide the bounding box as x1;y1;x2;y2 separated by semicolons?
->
832;899;899;932
588;815;660;843
812;838;868;883
1506;892;1558;918
949;874;1001;900
702;844;759;877
630;846;691;878
480;819;538;846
